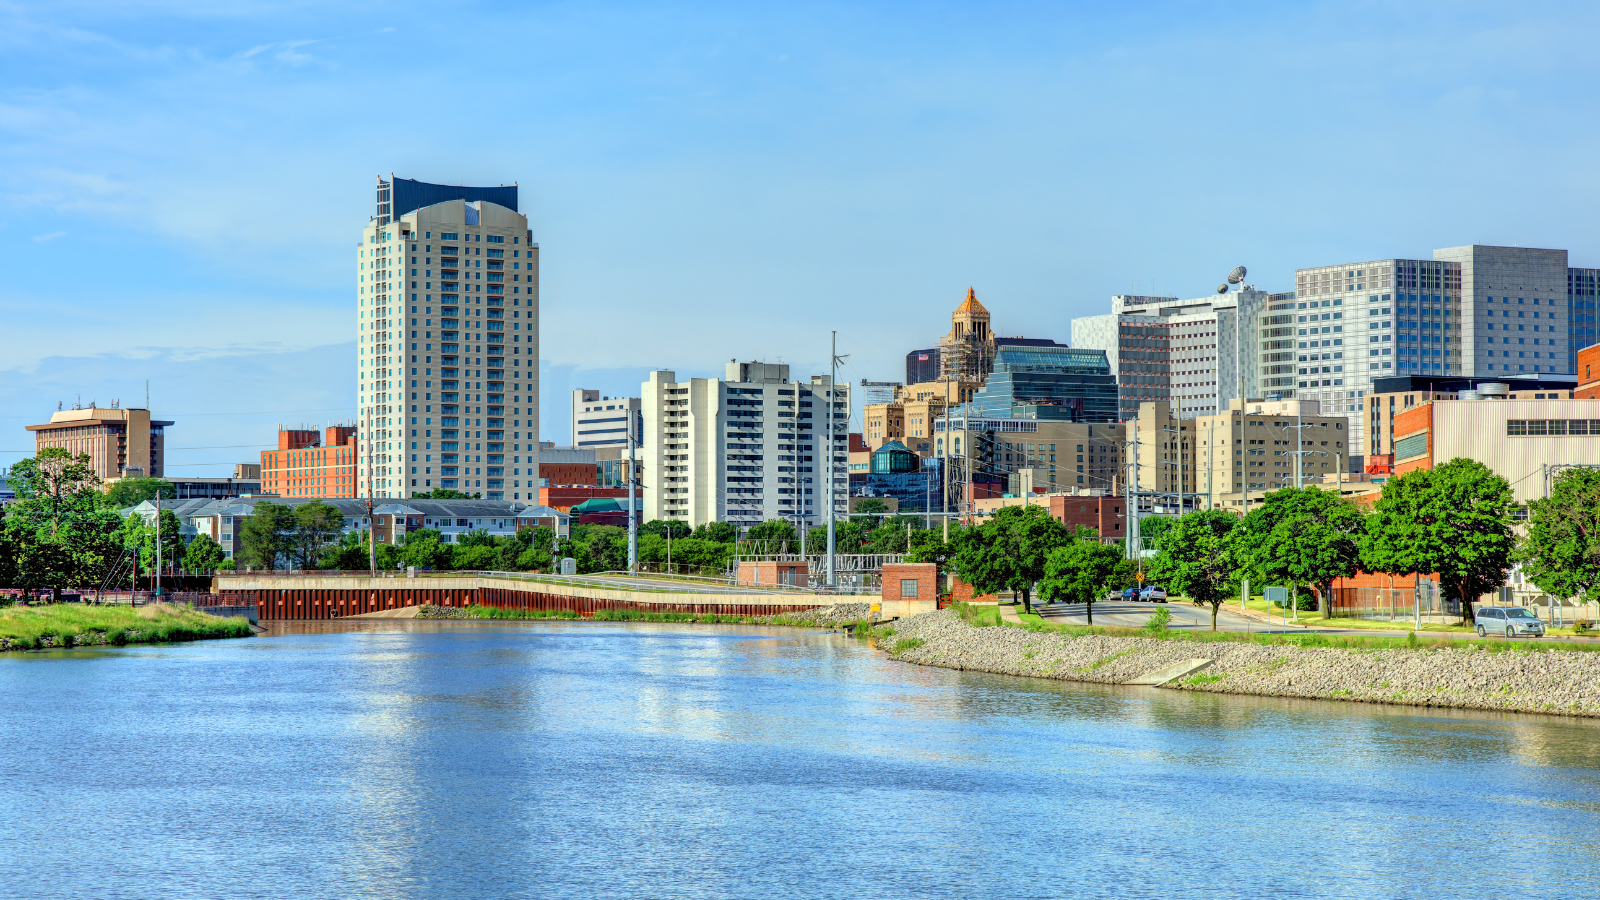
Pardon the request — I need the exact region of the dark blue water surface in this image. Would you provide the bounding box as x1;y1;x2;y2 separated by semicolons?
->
4;621;1600;899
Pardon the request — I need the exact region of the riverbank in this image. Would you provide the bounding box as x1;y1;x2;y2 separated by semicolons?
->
0;602;255;651
877;608;1600;718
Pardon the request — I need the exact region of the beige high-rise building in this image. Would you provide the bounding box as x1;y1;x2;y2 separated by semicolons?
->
27;407;172;482
1130;402;1194;513
1195;398;1351;509
357;178;539;502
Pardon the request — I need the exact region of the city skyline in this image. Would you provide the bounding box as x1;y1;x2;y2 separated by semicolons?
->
7;3;1600;475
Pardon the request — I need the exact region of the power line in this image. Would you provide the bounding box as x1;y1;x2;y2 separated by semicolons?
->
0;406;357;419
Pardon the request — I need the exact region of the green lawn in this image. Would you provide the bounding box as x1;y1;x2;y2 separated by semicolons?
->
0;602;254;651
1218;596;1478;633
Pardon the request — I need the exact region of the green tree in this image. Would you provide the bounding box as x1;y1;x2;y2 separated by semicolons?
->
669;537;733;573
906;527;959;567
866;520;913;554
101;476;176;510
1136;514;1175;553
411;489;480;499
239;501;296;570
642;519;692;539
1518;467;1600;604
1038;537;1123;624
290;500;346;569
134;507;185;575
3;449;122;600
807;518;869;555
450;542;500;570
320;529;373;571
745;519;798;549
515;527;556;571
395;528;451;569
949;505;1072;614
1361;458;1515;625
1154;510;1239;630
1234;487;1364;613
183;534;227;573
691;521;737;543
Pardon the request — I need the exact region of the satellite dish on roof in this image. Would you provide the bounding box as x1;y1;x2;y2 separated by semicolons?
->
1216;284;1229;294
1227;266;1247;284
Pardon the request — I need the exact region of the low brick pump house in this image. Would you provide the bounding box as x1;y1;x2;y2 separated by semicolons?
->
880;563;998;617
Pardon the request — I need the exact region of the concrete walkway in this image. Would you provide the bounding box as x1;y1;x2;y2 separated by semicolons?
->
348;606;423;619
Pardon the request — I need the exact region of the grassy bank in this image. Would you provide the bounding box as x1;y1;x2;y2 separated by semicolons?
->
958;603;1600;656
0;603;254;651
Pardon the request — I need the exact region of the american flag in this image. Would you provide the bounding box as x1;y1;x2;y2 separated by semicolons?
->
918;353;929;361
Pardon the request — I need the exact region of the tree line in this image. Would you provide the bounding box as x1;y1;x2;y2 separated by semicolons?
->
0;450;229;600
907;458;1600;630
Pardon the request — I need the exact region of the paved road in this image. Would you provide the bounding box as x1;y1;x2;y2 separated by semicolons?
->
1035;600;1305;634
1033;600;1592;643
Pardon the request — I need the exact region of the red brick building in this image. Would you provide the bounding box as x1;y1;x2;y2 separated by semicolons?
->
881;562;939;616
541;463;598;486
261;426;359;499
1048;495;1125;538
539;485;636;512
1579;345;1600;399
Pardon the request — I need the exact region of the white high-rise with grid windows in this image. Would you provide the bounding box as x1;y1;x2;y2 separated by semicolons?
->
1293;245;1576;469
641;362;850;528
357;177;539;502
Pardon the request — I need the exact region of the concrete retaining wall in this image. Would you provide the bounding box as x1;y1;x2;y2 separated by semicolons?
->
216;576;823;621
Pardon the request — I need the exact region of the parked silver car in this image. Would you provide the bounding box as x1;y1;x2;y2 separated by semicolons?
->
1139;585;1168;602
1475;606;1546;638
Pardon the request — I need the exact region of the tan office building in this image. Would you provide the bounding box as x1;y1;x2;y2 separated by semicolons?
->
27;407;172;482
1195;398;1351;509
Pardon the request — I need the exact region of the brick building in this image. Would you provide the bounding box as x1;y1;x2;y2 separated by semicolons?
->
27;406;172;481
1048;494;1125;538
261;426;360;499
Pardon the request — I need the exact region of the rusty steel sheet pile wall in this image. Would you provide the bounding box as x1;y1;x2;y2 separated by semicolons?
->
219;576;823;621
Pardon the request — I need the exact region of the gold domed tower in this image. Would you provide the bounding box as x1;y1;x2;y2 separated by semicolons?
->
939;288;996;382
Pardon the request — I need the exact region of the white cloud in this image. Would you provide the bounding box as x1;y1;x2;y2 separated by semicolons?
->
31;230;65;242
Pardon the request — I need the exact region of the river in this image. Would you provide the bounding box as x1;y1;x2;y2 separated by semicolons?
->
3;621;1599;899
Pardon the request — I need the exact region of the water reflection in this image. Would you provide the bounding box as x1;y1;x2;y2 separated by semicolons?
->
3;620;1600;900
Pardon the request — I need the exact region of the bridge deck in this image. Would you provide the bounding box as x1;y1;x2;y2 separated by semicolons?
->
215;574;829;621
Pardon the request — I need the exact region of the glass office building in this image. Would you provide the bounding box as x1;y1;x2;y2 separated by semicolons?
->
962;346;1118;423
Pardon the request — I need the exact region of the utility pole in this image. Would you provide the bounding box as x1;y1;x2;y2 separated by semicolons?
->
627;411;638;575
1126;417;1142;582
1206;418;1214;511
826;331;848;588
154;494;162;598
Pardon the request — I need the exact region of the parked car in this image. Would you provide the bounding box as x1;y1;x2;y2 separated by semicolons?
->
1475;606;1546;638
1120;587;1139;602
1139;585;1168;602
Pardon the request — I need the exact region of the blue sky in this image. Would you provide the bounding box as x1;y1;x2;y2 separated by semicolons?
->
3;1;1599;475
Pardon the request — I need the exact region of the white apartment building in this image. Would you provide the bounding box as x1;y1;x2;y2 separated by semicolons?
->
1071;289;1283;422
572;389;641;449
1292;244;1577;468
642;361;850;528
356;183;539;503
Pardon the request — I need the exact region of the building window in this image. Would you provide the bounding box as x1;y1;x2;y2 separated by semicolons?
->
900;579;919;598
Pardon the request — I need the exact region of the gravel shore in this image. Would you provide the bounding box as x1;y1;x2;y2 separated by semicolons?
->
879;609;1600;718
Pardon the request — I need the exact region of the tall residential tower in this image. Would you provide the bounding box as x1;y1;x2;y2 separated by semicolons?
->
357;177;539;501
